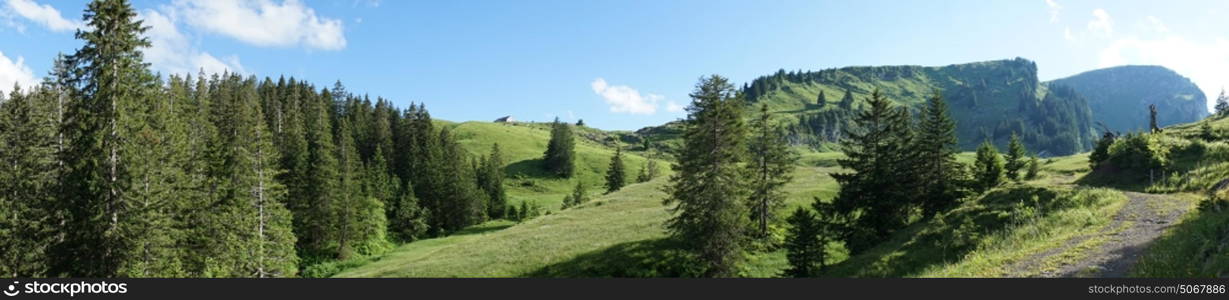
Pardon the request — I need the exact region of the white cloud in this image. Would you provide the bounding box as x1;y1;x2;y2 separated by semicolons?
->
0;51;37;94
3;0;81;32
1045;0;1062;23
139;9;244;77
590;78;660;115
1098;36;1229;113
1087;9;1113;36
173;0;346;51
1146;16;1168;33
1063;27;1076;41
666;101;685;113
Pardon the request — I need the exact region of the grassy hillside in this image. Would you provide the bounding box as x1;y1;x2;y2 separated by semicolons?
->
334;161;840;277
1048;65;1209;133
441;121;670;211
678;58;1097;156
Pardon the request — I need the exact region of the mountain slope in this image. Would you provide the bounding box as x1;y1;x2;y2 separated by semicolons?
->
1047;65;1209;134
644;58;1098;156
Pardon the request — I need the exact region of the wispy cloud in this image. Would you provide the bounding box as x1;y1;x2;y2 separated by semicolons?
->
1087;8;1113;37
591;78;661;115
2;0;82;32
173;0;346;51
0;50;37;94
1045;0;1062;23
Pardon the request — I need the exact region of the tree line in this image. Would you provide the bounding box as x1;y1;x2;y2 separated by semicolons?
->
665;75;1040;277
0;0;510;277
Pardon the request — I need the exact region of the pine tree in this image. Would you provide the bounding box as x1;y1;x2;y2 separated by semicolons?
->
664;75;749;277
830;89;918;254
782;207;823;277
914;91;964;217
1025;155;1040;180
298;88;342;260
1004;133;1027;181
477;143;507;219
53;0;187;277
605;147;626;193
973;140;1005;192
388;178;428;242
1200;120;1216;141
637;159;659;183
1089;132;1115;170
0;85;59;276
816;90;826;108
436;127;487;232
746;104;797;237
1215;89;1228;117
839;89;855;110
543;117;576;178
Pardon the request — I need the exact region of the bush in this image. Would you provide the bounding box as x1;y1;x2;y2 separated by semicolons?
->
1106;133;1169;173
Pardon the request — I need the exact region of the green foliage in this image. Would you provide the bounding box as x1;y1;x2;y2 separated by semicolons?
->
914;91;968;217
1089;133;1114;170
973;141;1005;192
0;85;59;277
830;89;921;254
636;159;659;183
1216;90;1229;117
605;147;626;193
478;143;508;219
664;75;750;277
782;207;824;277
1005;133;1028;181
1025;156;1040;180
1106;133;1170;173
544;118;576;178
747;104;797;237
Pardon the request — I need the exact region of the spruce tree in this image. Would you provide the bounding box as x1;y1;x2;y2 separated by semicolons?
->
914;91;963;217
477;143;507;219
664;75;749;277
1215;89;1228;117
973;140;1005;192
53;0;187;277
0;85;59;276
746;104;796;237
782;207;824;277
1200;120;1216;141
839;89;855;110
816;90;826;108
830;89;918;254
1004;133;1027;181
1025;155;1041;180
543;117;576;178
605;147;626;193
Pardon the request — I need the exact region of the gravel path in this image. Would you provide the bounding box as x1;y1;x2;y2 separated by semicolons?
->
1006;192;1191;277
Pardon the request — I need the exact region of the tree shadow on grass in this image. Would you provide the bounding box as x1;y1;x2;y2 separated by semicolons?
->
822;186;1063;277
525;238;704;278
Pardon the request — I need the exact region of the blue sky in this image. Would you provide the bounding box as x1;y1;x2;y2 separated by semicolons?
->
1;0;1226;130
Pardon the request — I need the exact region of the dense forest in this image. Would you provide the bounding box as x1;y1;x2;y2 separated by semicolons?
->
0;0;529;277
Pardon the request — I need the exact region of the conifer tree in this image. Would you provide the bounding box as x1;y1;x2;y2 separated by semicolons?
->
637;159;659;183
543;117;575;177
53;0;186;277
605;147;626;193
664;75;750;277
782;207;824;277
816;90;826;108
1215;89;1228;117
839;89;855;110
1200;120;1216;141
477;143;507;219
830;89;918;254
973;140;1005;192
747;104;796;237
914;91;964;217
0;85;59;276
1004;133;1027;181
1025;155;1040;180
